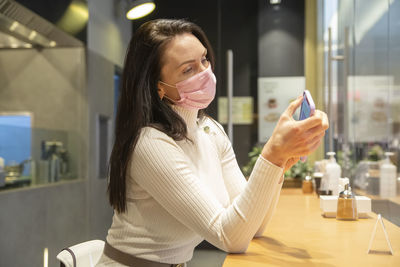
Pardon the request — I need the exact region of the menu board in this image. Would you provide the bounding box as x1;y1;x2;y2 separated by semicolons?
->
258;77;305;142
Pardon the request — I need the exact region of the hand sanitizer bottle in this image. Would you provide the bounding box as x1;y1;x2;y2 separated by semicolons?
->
380;152;397;198
326;152;342;195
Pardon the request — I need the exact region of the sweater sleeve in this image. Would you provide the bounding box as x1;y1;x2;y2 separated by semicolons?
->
130;127;283;253
214;123;283;237
254;179;283;237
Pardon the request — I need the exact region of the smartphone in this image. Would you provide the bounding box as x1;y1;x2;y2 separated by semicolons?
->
299;90;315;162
299;90;315;121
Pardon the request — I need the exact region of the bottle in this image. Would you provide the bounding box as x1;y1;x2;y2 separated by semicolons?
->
380;152;397;198
336;183;358;220
0;157;5;187
326;152;342;195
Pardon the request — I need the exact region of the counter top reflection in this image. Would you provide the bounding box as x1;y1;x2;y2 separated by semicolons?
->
223;188;400;266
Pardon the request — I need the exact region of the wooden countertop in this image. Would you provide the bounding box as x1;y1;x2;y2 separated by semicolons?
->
223;188;400;266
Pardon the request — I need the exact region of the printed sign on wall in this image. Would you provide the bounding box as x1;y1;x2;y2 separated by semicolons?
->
258;77;305;142
218;97;253;125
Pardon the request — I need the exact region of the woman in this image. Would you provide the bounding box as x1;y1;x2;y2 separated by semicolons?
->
96;19;328;266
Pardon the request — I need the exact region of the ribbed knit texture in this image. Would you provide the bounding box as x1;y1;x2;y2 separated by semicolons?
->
96;105;283;266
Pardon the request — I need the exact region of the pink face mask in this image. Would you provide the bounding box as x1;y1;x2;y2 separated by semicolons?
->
159;65;216;110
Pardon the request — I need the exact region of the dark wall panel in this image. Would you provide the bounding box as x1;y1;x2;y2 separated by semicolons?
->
219;0;258;167
258;0;304;77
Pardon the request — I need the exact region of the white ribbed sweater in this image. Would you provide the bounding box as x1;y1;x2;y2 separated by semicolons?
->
101;106;283;265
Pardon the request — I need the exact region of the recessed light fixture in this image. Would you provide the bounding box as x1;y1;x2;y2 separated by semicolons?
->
28;30;37;40
270;0;281;5
126;0;156;20
9;21;19;31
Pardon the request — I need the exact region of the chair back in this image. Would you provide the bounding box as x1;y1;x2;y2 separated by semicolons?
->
57;240;105;267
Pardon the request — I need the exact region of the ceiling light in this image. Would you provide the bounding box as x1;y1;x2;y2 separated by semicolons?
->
126;0;155;20
9;21;19;31
270;0;281;4
28;30;37;40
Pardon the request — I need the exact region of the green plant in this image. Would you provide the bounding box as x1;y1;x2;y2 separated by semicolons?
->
242;146;313;179
241;146;263;177
284;160;312;180
367;145;384;161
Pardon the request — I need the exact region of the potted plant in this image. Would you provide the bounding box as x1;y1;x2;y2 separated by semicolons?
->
242;145;312;188
242;146;263;178
283;160;312;188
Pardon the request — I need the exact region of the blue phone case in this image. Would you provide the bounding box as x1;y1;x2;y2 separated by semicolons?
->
299;90;315;162
299;90;315;120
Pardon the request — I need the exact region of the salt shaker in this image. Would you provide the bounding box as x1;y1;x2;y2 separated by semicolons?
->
336;183;358;220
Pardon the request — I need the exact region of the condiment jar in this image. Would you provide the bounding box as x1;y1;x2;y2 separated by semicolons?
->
336;183;358;221
302;175;313;194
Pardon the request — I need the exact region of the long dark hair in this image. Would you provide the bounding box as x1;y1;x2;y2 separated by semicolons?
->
108;19;215;213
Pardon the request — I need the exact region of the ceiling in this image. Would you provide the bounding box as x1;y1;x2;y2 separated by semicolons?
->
0;0;83;49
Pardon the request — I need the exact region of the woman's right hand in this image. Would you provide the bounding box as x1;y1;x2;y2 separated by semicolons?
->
261;95;329;169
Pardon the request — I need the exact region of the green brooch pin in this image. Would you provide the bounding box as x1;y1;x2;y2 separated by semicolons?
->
203;126;210;134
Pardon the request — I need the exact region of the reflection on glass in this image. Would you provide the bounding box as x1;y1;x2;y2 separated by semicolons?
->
0;113;78;191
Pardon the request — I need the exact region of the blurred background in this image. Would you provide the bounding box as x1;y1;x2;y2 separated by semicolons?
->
0;0;399;266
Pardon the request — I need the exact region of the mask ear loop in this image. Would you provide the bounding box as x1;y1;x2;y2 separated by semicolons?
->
158;81;180;103
159;80;176;88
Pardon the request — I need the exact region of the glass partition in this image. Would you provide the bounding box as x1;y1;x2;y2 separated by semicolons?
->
321;0;400;199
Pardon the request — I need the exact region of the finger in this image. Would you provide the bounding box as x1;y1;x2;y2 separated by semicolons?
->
321;112;329;130
289;157;300;170
297;140;322;156
290;157;300;166
295;132;325;156
308;139;323;153
316;110;330;130
296;112;324;131
284;157;300;173
308;131;325;146
308;132;324;150
304;124;327;141
285;94;303;117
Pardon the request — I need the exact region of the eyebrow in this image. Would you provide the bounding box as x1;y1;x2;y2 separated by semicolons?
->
176;49;208;68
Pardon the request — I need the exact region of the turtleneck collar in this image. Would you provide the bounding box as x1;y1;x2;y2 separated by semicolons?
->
171;105;199;131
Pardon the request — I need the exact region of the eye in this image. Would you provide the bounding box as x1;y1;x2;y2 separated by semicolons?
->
183;66;193;74
201;57;209;66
